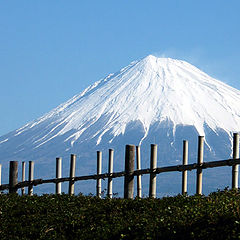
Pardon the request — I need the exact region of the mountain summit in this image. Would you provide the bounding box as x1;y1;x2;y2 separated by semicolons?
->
0;55;240;194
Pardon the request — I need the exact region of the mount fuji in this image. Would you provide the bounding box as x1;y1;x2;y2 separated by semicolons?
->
1;55;240;196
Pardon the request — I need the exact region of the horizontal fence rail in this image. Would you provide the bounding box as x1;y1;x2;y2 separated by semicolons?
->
0;133;239;198
1;158;240;190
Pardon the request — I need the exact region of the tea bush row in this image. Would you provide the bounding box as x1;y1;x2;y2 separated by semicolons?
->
0;189;240;239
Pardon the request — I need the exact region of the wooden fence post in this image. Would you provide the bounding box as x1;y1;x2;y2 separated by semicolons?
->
9;161;18;194
149;144;157;198
136;146;142;198
28;161;34;196
56;157;62;194
232;133;239;189
96;151;102;198
182;140;188;195
107;149;114;198
196;136;204;195
124;145;135;199
21;162;26;195
68;154;76;195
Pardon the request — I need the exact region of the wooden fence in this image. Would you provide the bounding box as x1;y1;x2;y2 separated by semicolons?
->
0;133;239;199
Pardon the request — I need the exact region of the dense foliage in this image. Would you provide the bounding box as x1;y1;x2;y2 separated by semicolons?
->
0;189;240;239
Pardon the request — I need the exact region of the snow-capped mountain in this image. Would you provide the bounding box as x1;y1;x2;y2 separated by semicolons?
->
1;55;240;195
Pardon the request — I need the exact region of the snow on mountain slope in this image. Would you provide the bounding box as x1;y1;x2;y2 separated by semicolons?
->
3;55;240;149
0;55;240;195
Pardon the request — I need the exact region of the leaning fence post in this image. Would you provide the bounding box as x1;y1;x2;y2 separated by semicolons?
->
68;154;76;195
96;151;102;198
182;140;188;195
56;157;62;194
107;149;114;198
196;136;204;195
21;162;26;195
124;145;135;199
136;146;142;198
28;161;34;196
232;133;239;189
149;144;157;198
9;161;18;194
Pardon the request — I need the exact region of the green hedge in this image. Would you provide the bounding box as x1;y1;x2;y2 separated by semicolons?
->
0;189;240;239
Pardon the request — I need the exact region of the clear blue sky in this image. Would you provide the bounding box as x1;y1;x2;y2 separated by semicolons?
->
0;1;240;136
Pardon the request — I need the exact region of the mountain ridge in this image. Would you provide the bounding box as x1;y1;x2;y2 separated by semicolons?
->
2;55;239;148
0;55;239;195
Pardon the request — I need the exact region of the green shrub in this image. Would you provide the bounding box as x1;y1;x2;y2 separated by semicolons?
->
0;189;240;239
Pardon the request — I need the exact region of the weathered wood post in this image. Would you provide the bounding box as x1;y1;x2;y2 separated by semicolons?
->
124;145;135;199
149;144;157;198
9;161;18;194
21;162;26;195
68;154;76;195
56;157;62;194
107;149;114;198
196;136;204;195
28;161;34;196
96;151;102;198
182;140;188;195
136;146;142;198
232;133;239;189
